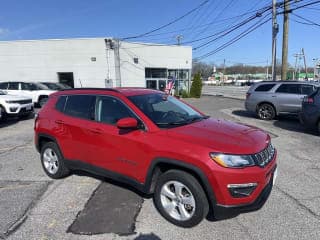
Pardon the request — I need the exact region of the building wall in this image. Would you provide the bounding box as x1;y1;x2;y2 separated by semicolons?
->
0;38;192;88
0;38;115;88
119;41;192;87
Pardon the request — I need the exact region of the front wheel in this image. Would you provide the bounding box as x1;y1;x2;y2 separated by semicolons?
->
0;106;7;122
38;97;48;108
153;170;209;228
257;103;276;120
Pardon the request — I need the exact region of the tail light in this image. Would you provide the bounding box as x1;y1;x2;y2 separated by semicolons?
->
303;97;314;104
246;93;251;99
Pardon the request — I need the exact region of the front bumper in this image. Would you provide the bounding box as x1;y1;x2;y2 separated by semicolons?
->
5;103;34;116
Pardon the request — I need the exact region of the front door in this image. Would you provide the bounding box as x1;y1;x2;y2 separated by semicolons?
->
88;95;152;182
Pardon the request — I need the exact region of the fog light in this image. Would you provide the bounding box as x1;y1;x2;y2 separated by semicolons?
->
227;183;257;198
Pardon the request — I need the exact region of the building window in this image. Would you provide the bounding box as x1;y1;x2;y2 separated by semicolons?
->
145;68;167;78
133;57;139;64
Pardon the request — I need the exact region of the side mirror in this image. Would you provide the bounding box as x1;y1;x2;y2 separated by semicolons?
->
116;117;138;129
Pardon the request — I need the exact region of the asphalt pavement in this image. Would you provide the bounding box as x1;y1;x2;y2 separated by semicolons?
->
0;93;319;240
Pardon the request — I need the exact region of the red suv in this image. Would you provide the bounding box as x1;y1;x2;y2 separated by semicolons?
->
34;88;277;227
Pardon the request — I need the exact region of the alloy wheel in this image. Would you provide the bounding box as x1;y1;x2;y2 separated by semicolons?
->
42;148;59;174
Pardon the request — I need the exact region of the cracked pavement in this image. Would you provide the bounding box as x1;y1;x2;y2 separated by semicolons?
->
0;95;319;240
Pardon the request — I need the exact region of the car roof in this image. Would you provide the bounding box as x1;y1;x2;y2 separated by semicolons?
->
54;87;162;97
254;80;318;84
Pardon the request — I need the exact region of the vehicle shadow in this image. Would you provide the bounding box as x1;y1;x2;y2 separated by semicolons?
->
72;170;152;199
232;109;257;119
134;233;162;240
0;118;19;128
273;117;319;136
232;109;319;136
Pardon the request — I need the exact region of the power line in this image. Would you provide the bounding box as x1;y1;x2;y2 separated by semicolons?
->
121;0;209;40
291;12;320;26
195;16;271;60
278;0;320;13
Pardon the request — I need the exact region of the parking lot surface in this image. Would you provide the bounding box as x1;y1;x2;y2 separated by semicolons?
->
0;95;319;240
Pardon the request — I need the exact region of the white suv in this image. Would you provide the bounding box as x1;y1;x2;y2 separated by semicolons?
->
0;82;56;107
0;90;34;121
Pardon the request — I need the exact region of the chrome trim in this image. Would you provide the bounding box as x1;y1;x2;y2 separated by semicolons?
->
227;183;258;189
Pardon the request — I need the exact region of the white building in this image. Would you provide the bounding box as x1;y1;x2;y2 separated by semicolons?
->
0;38;192;92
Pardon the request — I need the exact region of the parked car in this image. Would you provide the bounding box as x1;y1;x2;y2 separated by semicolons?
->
40;82;71;90
0;82;56;107
300;87;320;133
34;88;277;227
245;81;319;120
0;90;34;121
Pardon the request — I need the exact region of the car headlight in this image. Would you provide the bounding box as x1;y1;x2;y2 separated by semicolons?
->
210;153;255;168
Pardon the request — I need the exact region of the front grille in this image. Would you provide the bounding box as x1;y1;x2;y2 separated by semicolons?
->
252;143;275;167
7;99;32;104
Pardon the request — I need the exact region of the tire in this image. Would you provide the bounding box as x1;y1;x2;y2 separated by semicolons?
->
0;106;7;122
257;103;276;120
153;170;209;228
40;142;70;179
38;97;48;108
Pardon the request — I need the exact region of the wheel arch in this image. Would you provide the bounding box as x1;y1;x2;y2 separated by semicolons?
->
145;157;217;209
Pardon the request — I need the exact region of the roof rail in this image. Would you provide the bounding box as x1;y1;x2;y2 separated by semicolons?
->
58;88;120;92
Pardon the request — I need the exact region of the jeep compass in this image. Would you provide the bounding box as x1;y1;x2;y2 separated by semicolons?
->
34;88;277;227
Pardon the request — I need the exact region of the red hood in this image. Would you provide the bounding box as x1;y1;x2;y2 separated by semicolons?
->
166;118;270;155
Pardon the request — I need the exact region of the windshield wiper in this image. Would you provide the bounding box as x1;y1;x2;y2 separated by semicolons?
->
156;121;189;127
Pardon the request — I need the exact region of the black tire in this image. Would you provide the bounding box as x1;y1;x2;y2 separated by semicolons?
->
0;106;7;122
38;97;48;108
153;170;209;228
40;142;70;179
257;103;276;120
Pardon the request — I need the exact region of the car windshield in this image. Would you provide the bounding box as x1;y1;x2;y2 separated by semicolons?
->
42;82;62;90
33;83;50;90
128;93;208;128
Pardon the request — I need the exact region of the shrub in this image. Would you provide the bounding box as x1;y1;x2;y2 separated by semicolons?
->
181;89;190;98
190;73;202;98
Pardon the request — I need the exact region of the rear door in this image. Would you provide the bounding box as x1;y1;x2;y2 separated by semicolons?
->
274;84;303;113
53;94;97;163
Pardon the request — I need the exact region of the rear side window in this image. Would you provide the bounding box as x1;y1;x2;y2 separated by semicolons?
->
8;82;19;90
254;84;276;92
55;96;67;112
64;95;96;120
0;82;8;89
275;84;300;94
300;84;316;95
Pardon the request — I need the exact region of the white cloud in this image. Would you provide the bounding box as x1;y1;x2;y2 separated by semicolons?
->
0;28;9;36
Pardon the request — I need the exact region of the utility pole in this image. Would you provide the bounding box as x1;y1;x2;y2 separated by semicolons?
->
271;0;279;81
302;48;308;79
281;0;290;80
266;60;269;80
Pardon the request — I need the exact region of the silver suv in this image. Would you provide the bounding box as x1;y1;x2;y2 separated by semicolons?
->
245;81;319;120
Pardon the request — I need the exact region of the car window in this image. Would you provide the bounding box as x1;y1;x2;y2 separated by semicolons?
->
21;83;31;90
8;82;19;90
0;82;8;89
275;84;300;94
64;95;96;120
254;84;276;92
300;84;316;95
96;96;135;125
55;96;67;112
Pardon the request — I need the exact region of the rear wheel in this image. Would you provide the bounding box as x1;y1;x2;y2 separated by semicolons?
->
153;170;209;228
40;142;70;179
257;103;276;120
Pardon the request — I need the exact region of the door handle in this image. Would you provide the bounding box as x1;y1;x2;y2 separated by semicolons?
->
55;120;65;124
89;128;103;134
271;95;276;98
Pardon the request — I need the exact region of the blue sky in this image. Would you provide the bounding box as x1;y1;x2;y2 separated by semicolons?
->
0;0;319;67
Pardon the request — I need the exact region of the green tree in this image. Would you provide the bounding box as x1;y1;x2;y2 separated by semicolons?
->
190;72;202;98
